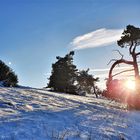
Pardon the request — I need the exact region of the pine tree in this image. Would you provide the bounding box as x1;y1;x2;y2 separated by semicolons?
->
77;69;99;97
48;51;78;94
0;60;18;87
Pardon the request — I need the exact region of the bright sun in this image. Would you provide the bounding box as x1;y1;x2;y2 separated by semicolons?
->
125;80;136;90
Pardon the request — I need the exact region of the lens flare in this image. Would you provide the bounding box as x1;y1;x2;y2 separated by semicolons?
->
125;80;135;90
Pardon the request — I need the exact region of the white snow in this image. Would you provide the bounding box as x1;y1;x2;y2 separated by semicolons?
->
0;87;140;140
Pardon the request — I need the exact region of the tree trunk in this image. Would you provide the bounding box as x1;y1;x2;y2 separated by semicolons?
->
93;87;98;98
133;55;139;79
107;59;134;93
132;55;140;93
108;59;134;82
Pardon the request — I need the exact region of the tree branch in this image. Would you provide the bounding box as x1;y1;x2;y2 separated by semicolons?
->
132;41;137;54
136;52;140;56
108;59;134;82
107;59;118;65
113;50;124;59
112;69;134;78
129;41;133;55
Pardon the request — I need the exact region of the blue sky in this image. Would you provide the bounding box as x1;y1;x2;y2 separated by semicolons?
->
0;0;140;88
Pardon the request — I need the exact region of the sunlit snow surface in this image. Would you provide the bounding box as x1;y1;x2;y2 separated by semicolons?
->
0;87;140;140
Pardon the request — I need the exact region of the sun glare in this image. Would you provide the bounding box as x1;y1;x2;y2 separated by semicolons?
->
125;80;136;90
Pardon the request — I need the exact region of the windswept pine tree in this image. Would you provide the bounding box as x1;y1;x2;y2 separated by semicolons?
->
108;25;140;93
48;51;78;94
0;60;18;87
77;69;99;97
48;51;100;96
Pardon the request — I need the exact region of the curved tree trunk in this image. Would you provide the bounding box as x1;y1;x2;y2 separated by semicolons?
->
108;55;140;94
108;59;134;82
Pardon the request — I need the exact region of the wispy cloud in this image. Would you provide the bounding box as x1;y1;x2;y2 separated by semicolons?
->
90;66;133;73
90;66;134;79
70;28;123;50
95;73;108;78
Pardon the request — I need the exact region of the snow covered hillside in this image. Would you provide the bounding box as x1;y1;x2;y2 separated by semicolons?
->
0;87;140;140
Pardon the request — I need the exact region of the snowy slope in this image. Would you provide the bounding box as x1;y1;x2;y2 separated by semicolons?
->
0;87;140;140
